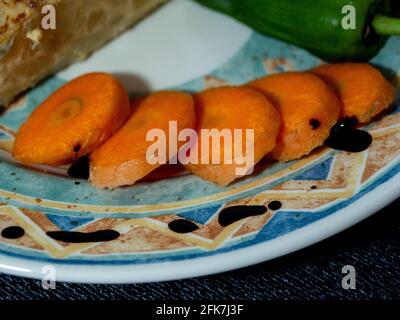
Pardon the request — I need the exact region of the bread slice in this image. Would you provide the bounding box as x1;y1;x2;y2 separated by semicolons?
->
0;0;167;106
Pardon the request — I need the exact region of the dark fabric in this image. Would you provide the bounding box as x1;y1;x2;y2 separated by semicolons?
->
0;199;399;301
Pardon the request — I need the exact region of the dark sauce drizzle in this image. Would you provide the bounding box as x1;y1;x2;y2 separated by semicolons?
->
218;205;267;227
1;226;25;239
47;230;120;243
309;118;321;130
168;219;199;234
73;144;81;153
325;117;372;153
268;201;282;211
67;156;90;179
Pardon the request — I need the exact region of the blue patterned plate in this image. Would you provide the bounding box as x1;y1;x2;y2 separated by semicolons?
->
0;0;399;283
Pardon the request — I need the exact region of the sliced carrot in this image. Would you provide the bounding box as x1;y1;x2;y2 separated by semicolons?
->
185;86;281;186
248;72;341;162
90;91;195;189
12;73;130;165
312;63;395;123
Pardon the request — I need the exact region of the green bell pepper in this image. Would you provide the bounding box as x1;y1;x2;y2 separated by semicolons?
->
195;0;400;62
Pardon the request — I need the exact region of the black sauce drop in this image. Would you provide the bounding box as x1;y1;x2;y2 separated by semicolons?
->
268;201;282;211
73;144;81;153
68;156;90;179
325;117;372;153
218;205;267;227
2;226;25;239
309;119;321;130
168;219;199;234
47;230;120;243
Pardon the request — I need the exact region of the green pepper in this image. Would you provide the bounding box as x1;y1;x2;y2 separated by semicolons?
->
194;0;400;62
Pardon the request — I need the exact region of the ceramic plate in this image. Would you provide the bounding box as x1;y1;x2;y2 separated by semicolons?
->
0;0;399;283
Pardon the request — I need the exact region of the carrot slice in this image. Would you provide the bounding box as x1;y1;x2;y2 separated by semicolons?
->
312;63;395;123
249;72;341;162
185;86;281;186
12;73;130;165
90;91;195;189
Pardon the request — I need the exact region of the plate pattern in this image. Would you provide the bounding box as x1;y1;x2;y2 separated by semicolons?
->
0;33;399;266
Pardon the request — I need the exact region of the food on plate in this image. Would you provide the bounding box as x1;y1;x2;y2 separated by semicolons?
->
12;73;130;165
184;86;281;186
10;62;395;187
194;0;400;62
90;91;195;189
312;63;395;123
248;72;342;162
0;0;167;107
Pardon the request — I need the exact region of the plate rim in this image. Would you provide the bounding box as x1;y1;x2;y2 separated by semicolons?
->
0;168;398;284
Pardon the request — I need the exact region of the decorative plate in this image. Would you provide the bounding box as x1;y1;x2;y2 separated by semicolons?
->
0;0;399;283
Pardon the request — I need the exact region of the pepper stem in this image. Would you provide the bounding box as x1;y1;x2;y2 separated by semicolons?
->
372;14;400;36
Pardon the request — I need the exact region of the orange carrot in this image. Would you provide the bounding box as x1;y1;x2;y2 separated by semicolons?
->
185;86;281;186
90;91;195;189
12;73;130;165
249;72;341;162
312;63;395;123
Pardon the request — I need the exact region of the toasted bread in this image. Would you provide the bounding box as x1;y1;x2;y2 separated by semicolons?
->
0;0;166;106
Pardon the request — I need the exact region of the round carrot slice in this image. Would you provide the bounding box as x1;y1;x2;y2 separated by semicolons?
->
12;73;130;165
90;91;195;189
312;63;395;123
249;72;341;162
185;86;281;186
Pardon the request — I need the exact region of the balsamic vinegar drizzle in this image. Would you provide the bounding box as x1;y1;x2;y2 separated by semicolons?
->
73;144;82;153
1;226;25;239
47;230;120;243
268;201;282;211
218;205;268;227
325;117;372;153
67;156;90;179
309;118;321;130
168;219;199;234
